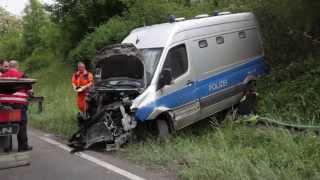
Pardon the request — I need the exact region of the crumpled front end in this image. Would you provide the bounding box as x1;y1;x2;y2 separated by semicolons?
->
68;44;145;151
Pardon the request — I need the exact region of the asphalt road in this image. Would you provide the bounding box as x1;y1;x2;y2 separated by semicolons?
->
0;129;172;180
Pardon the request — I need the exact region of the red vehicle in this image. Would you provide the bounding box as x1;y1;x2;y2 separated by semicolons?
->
0;78;36;169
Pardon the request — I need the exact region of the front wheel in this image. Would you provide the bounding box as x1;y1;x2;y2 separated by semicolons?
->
155;119;170;138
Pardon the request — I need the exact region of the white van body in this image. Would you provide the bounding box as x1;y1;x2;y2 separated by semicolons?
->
121;12;268;130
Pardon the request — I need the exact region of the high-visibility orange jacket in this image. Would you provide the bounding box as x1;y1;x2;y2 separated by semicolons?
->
72;71;93;112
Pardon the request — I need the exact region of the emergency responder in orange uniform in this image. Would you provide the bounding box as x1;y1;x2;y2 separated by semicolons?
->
72;62;93;112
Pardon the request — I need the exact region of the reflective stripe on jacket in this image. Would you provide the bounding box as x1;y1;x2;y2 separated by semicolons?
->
72;71;93;88
0;91;29;105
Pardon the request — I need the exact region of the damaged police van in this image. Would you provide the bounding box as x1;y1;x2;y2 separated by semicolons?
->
69;12;269;151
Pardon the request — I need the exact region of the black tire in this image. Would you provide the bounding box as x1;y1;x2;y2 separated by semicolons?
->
155;119;170;138
0;135;12;152
5;136;13;152
215;109;229;123
247;81;257;92
238;82;258;115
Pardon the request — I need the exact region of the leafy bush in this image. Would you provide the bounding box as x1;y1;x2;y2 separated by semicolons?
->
0;31;23;60
39;21;71;56
258;55;320;125
67;16;139;66
47;0;127;46
23;49;56;73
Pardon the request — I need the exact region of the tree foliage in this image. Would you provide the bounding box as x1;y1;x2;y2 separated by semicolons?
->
22;0;49;56
0;8;21;37
0;8;23;59
221;0;320;65
0;0;319;68
47;0;127;46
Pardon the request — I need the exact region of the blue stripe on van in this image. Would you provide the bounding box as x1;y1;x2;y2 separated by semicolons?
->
135;56;268;121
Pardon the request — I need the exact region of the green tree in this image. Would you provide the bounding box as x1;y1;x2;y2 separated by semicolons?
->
47;0;127;46
0;8;23;59
0;8;19;36
22;0;48;56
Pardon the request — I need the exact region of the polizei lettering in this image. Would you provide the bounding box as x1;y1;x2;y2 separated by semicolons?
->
209;80;228;92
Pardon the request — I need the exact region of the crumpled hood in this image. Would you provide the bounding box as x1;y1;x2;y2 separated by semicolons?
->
93;44;145;83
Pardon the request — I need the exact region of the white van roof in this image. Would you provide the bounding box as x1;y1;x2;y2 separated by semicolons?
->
122;12;256;49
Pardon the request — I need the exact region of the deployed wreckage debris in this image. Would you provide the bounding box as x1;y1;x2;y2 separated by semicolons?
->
69;44;145;151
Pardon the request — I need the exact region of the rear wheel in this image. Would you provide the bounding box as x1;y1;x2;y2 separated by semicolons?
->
6;136;12;152
155;119;170;138
0;135;12;152
238;81;258;115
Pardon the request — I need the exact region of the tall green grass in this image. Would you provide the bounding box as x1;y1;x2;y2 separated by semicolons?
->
259;55;320;125
27;60;78;137
123;123;320;180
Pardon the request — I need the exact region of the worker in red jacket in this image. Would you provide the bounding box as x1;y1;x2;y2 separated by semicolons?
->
2;60;25;78
1;60;32;151
0;60;9;76
72;62;93;112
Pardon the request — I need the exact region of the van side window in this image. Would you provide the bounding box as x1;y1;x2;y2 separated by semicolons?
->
199;40;208;48
216;36;224;44
239;31;247;39
163;44;188;79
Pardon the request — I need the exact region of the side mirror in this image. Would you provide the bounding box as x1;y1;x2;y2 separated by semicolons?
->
158;68;173;90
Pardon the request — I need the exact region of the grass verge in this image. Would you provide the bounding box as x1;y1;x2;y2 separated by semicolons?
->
122;122;320;180
259;55;320;125
27;59;78;137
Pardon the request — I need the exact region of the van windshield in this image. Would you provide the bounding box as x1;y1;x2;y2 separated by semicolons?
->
141;48;163;85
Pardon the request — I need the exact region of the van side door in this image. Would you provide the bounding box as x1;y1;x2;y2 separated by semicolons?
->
157;44;200;130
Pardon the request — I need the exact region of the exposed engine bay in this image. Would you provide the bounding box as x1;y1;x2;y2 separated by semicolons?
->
68;44;146;151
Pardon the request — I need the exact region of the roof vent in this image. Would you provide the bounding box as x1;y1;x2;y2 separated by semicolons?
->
168;15;176;23
218;12;232;16
213;10;219;16
175;17;186;22
195;14;209;19
168;15;186;23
